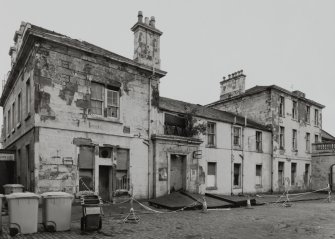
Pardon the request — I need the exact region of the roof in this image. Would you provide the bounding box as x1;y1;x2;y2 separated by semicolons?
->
159;97;271;132
208;85;325;108
321;129;335;141
0;22;167;106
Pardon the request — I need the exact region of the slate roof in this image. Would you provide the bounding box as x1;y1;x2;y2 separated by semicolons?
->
159;97;271;131
208;85;325;108
1;22;167;106
321;129;335;142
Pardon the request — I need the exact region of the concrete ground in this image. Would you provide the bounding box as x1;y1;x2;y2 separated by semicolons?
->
1;193;334;239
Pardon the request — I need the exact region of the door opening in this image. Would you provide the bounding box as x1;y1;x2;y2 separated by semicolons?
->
170;154;186;192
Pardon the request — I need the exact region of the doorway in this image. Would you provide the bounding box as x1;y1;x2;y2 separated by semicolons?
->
99;166;111;201
278;162;284;189
170;154;186;192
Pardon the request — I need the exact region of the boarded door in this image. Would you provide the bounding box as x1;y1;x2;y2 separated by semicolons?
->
170;154;186;192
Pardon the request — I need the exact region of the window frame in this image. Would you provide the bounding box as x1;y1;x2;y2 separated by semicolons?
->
279;96;285;117
207;122;216;147
17;92;22;124
233;126;242;148
279;126;285;149
26;79;31;116
256;131;262;152
206;162;217;189
292;100;298;120
314;109;319;126
292;129;297;151
255;164;262;187
305;105;310;124
12;102;15;132
89;82;120;119
305;132;310;153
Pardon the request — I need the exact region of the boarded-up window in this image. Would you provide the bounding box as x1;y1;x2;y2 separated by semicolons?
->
78;146;94;169
90;82;104;115
207;162;216;188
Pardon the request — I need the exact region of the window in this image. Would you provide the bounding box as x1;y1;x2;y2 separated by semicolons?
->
12;102;15;130
315;134;319;143
292;101;297;119
255;164;262;187
26;79;31;115
90;82;120;118
278;162;285;186
233;163;241;187
305;105;310;123
233;127;241;147
7;109;11;134
3;116;6;137
279;126;285;149
207;162;217;188
279;96;285;117
292;129;297;151
207;122;216;146
306;133;310;153
314;109;319;126
304;164;310;186
256;131;262;152
291;163;297;185
17;92;22;123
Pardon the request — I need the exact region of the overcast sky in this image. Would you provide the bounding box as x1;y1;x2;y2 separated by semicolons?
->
1;0;334;135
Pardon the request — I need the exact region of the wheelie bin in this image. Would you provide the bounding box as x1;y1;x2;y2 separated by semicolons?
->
41;192;74;232
5;192;40;236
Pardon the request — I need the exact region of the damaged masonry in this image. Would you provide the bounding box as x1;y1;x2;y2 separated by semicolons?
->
0;11;334;206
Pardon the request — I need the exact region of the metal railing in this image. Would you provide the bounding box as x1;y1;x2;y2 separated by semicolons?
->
116;176;130;191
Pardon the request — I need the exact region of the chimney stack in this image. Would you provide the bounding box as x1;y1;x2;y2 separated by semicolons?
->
220;70;246;100
131;11;163;70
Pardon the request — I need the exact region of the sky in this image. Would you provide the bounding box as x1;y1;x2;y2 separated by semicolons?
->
0;0;334;136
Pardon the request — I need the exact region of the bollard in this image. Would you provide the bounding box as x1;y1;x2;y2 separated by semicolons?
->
202;197;208;213
245;197;253;209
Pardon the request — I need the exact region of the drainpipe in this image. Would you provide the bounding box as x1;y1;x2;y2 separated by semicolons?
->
231;124;234;195
241;125;245;195
148;75;152;199
270;129;274;193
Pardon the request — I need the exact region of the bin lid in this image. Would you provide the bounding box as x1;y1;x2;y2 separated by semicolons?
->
41;192;74;199
5;192;41;200
3;184;24;188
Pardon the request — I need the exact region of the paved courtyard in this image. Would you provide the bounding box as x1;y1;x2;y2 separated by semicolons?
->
1;196;335;239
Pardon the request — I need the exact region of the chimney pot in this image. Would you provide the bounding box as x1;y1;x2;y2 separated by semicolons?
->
138;11;143;23
150;16;156;27
145;17;149;25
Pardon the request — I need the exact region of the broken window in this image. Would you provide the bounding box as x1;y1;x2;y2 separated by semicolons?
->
255;164;262;187
305;105;310;123
90;82;120;118
164;113;187;136
280;126;285;149
207;162;216;188
207;122;216;146
17;92;22;123
292;129;297;151
279;96;285;117
26;79;31;115
233;127;241;147
314;109;319;126
233;163;241;187
256;131;262;152
306;133;310;153
292;100;297;120
291;162;297;185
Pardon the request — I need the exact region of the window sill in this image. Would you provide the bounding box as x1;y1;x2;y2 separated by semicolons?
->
6;134;10;138
233;186;241;189
206;186;217;190
87;115;122;124
24;112;31;121
233;146;242;151
11;128;15;134
206;144;216;148
255;185;263;188
16;122;21;129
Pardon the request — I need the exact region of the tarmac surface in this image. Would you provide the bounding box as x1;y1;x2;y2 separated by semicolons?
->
0;192;334;239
